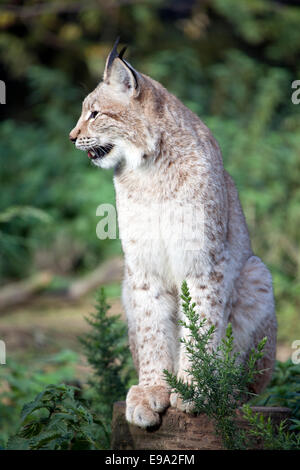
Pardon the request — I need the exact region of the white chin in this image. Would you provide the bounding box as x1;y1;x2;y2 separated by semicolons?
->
90;143;144;170
91;151;123;169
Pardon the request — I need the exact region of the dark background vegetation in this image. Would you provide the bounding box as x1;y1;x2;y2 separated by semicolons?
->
0;0;300;447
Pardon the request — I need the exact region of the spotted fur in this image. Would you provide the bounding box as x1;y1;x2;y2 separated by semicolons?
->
70;45;277;428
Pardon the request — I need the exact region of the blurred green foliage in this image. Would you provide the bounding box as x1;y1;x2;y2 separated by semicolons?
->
0;65;119;280
251;358;300;431
0;0;299;342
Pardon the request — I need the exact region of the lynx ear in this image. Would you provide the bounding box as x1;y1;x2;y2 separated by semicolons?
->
103;39;139;97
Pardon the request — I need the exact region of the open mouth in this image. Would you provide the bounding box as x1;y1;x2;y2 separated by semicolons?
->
87;144;114;160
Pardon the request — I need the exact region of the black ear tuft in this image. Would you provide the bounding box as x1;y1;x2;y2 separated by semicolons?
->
106;36;120;71
116;43;139;91
104;39;139;95
121;59;139;90
118;46;127;59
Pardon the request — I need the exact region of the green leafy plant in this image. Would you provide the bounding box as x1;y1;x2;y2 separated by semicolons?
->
164;281;300;450
0;349;78;447
6;384;107;450
242;404;300;450
164;281;267;449
251;359;300;419
250;358;300;434
80;289;136;424
2;289;136;450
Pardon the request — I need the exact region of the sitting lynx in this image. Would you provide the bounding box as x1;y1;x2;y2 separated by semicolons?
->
70;40;277;428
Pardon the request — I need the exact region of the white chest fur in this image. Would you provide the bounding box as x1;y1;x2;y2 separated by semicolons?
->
114;169;205;285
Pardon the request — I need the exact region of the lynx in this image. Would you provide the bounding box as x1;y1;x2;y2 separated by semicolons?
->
70;40;277;428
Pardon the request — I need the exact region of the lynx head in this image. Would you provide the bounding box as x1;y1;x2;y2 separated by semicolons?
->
69;39;161;170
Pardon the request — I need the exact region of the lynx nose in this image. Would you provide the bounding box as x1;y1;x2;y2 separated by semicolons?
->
69;128;80;143
69;132;77;143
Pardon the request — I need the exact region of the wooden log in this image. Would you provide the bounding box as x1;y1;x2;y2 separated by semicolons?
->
0;272;53;312
111;401;291;450
0;256;123;312
66;256;123;300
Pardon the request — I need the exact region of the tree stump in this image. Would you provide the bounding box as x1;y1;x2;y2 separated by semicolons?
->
111;402;291;450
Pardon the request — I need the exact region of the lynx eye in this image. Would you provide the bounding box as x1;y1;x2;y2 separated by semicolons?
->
89;111;99;119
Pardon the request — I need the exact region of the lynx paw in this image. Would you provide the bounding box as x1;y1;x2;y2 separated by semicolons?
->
170;392;195;413
170;372;195;413
126;385;170;428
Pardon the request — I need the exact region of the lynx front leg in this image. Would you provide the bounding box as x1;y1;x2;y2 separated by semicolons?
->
123;275;177;428
170;252;234;412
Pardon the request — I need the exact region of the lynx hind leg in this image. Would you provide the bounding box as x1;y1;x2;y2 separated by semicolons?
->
229;256;277;395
